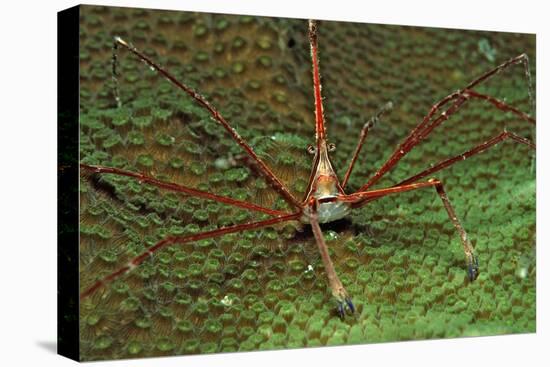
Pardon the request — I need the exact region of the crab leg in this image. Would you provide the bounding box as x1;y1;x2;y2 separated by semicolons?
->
80;163;288;216
80;212;301;299
308;199;354;318
341;101;393;189
343;179;478;280
352;130;534;209
309;20;328;146
113;37;301;208
357;53;534;192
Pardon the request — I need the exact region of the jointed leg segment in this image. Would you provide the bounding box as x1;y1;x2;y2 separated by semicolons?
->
309;199;355;318
351;129;535;210
353;53;534;193
396;131;535;187
344;178;479;280
112;36;301;209
80;163;288;216
80;212;301;299
341;101;393;189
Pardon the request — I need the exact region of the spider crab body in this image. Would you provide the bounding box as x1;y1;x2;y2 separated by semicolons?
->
300;141;351;224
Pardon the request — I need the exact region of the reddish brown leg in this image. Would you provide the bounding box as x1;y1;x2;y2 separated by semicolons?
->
396;131;535;187
81;212;301;299
342;179;479;280
341;101;393;189
308;20;327;146
113;37;301;208
357;53;534;192
80;163;288;216
308;199;354;318
353;130;535;209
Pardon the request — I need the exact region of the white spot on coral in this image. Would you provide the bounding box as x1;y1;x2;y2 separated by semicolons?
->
214;157;231;170
221;295;233;306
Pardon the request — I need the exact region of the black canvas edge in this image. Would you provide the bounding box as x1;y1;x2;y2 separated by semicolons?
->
57;4;81;362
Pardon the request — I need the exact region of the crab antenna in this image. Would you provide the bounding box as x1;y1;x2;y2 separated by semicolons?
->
309;20;327;146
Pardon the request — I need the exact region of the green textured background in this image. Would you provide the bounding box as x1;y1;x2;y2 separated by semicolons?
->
78;5;536;361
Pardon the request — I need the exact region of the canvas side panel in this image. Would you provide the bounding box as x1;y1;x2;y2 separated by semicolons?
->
57;4;80;362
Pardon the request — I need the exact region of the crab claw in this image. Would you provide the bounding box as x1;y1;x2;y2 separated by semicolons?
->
337;301;345;319
467;255;479;281
333;287;355;319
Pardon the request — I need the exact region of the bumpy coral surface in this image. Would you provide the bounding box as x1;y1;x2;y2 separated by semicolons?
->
78;5;536;361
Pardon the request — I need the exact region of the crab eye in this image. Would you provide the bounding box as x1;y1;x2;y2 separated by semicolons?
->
307;145;316;154
328;143;336;152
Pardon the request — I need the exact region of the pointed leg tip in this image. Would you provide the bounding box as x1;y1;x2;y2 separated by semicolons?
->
345;298;355;314
337;302;345;319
